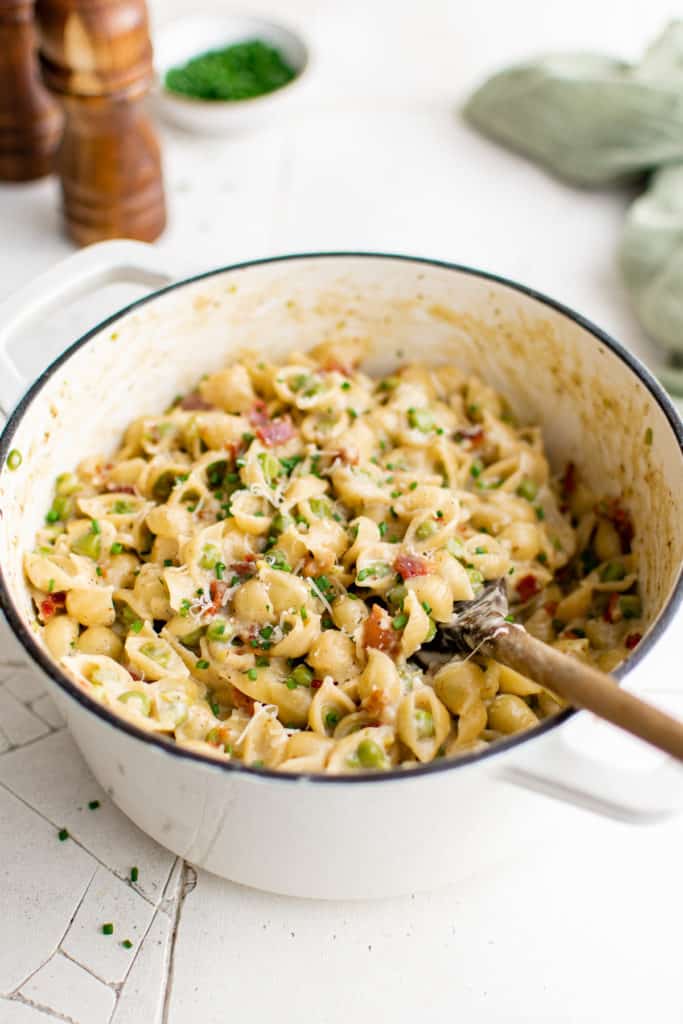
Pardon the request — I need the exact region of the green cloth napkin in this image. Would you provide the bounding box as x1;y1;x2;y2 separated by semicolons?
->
464;22;683;392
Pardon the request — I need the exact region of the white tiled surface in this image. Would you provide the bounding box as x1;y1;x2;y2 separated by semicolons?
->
1;1;682;1022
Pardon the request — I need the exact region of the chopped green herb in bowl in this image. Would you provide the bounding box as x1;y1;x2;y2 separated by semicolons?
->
165;40;296;102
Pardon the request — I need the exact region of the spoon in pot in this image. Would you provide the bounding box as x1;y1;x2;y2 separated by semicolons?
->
420;580;683;762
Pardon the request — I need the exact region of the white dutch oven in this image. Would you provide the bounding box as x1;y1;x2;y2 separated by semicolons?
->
1;243;682;900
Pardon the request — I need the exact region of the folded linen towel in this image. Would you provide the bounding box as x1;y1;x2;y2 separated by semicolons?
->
465;22;683;390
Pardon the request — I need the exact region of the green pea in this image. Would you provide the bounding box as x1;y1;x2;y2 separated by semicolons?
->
619;595;642;619
407;407;434;432
355;738;387;769
516;478;538;501
257;451;281;488
199;543;222;570
140;642;170;667
271;511;293;534
56;472;80;496
386;584;407;609
600;561;626;583
415;520;436;540
414;709;435;739
118;690;152;715
71;530;101;560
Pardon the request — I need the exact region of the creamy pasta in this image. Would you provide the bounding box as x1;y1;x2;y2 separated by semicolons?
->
25;340;643;773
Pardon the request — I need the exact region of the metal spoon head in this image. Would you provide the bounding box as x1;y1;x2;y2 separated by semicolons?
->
422;578;510;656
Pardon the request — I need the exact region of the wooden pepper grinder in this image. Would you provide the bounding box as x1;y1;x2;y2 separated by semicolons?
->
0;0;62;181
34;0;166;245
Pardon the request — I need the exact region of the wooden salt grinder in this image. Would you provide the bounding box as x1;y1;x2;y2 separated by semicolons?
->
34;0;166;245
0;0;62;181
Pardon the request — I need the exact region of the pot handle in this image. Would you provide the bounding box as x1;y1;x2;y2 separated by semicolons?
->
500;689;683;823
0;240;179;415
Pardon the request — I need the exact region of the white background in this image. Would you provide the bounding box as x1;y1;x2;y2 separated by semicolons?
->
1;2;682;1022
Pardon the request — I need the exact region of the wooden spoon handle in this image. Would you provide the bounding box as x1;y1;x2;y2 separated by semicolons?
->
488;625;683;762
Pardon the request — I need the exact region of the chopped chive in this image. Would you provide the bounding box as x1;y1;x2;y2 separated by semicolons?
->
58;828;69;841
409;481;418;491
504;613;516;623
47;578;55;593
130;866;139;883
392;612;408;630
110;542;124;555
535;506;545;521
130;620;143;634
102;923;114;935
644;427;653;446
90;519;101;535
341;381;351;391
88;800;100;810
196;659;210;670
6;449;22;471
122;939;133;949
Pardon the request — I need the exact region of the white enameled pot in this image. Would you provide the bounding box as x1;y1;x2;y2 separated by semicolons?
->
1;243;682;900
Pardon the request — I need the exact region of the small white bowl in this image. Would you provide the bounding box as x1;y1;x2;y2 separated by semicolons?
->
153;14;310;134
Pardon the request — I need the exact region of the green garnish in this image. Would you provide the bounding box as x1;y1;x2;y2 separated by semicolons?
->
247;668;258;681
600;561;626;582
416;520;436;540
644;427;653;446
165;40;296;102
516;478;538;501
58;828;69;841
122;939;133;950
407;407;434;432
7;449;22;471
265;550;291;572
285;664;313;689
535;506;545;521
102;923;114;936
354;739;387;770
279;455;303;476
130;866;139;883
619;595;642;619
414;709;434;739
392;612;408;630
470;460;483;479
88;800;100;810
110;542;124;555
196;659;210;671
130;619;143;634
90;519;101;535
71;530;101;560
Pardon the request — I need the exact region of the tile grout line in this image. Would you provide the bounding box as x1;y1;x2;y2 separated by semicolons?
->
9;992;75;1024
6;862;99;998
0;777;161;910
161;862;196;1024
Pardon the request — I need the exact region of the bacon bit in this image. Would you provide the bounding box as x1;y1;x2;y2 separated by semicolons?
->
455;425;484;447
129;670;143;682
604;592;621;624
395;553;430;580
179;391;214;411
516;574;541;603
322;358;352;377
302;552;335;577
625;632;642;650
40;591;66;619
561;462;577;496
544;601;558;616
362;604;400;655
208;579;229;614
599;499;634;552
311;678;323;690
363;688;392;720
248;400;270;428
256;416;296;448
231;556;255;578
332;446;359;466
105;483;136;494
231;686;255;715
